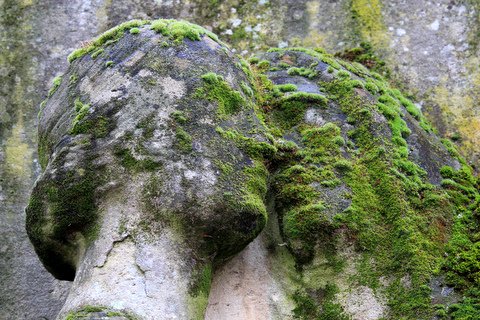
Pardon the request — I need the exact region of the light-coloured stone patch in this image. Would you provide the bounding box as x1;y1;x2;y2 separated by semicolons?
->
123;50;145;67
304;108;326;126
159;76;186;100
80;69;131;106
341;286;387;320
58;203;193;320
206;234;294;320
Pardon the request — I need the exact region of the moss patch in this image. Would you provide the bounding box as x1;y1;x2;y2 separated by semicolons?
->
196;72;247;119
113;147;162;172
65;305;138;320
68;19;148;63
67;19;223;63
150;19;220;44
175;127;193;153
48;76;62;97
350;0;389;48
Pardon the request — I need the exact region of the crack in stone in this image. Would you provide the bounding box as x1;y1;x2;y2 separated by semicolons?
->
94;233;130;268
134;258;151;299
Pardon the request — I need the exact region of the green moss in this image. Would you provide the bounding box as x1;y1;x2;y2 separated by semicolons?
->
170;110;188;124
188;263;213;319
321;74;459;317
268;92;329;131
240;81;255;97
287;66;317;79
129;27;140;34
70;98;90;134
269;121;347;263
274;83;298;92
69;73;78;86
441;138;464;163
68;19;223;63
28;168;100;247
214;159;234;175
365;81;379;94
257;60;270;69
37;136;52;170
292;290;318;319
48;76;62;97
350;0;388;48
113;147;162;172
336;42;390;78
292;285;349;320
215;126;276;160
282;92;328;105
150;19;220;44
333;159;353;172
69;98;112;137
175;127;193;153
64;306;138;320
240;160;269;221
270;47;342;70
190;263;213;297
68;20;148;63
253;47;478;317
39;99;47;112
336;70;350;79
196;72;246;119
284;203;333;251
90;48;104;59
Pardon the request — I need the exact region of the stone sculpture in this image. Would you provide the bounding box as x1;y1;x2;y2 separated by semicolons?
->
25;19;480;320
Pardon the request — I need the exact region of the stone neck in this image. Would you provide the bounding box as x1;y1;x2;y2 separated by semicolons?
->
56;197;210;320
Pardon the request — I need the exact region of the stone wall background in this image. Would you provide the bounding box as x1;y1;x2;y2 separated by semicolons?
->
0;1;478;319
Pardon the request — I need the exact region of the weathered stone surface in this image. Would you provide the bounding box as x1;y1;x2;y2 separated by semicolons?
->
205;205;296;320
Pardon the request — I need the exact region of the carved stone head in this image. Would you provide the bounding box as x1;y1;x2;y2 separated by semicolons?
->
26;20;273;318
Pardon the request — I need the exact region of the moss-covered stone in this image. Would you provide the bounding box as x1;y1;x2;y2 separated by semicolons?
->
67;19;223;63
255;47;477;319
29;20;276;318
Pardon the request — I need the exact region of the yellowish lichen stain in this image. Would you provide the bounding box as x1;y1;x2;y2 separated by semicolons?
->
432;56;480;166
19;0;34;8
4;113;33;178
351;0;389;48
303;1;327;48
